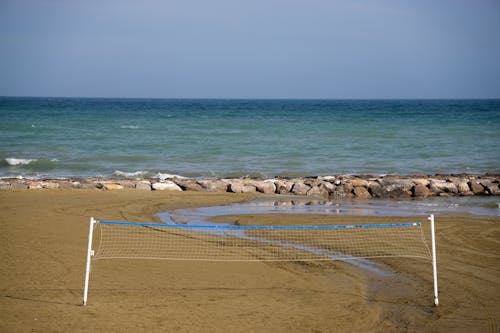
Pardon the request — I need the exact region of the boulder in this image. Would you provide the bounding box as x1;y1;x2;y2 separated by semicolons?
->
118;180;136;189
103;183;124;190
152;181;183;191
275;179;294;194
412;184;433;197
469;181;485;195
353;186;372;199
368;183;382;197
413;178;430;186
351;179;369;187
42;182;60;189
28;182;43;189
55;180;73;189
342;182;354;193
10;182;28;189
457;181;470;193
228;181;256;193
319;181;335;193
429;180;458;194
197;180;228;192
174;179;203;191
380;178;414;191
254;180;276;194
0;181;11;189
306;186;329;198
370;182;412;198
484;183;500;195
291;181;311;196
330;185;354;199
135;181;152;191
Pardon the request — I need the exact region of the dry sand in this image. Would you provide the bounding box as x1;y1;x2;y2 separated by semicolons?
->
0;189;498;332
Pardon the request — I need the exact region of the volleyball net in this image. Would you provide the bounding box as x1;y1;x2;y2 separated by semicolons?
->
83;215;439;306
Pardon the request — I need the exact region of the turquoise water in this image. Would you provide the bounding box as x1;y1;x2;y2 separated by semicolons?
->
1;97;499;178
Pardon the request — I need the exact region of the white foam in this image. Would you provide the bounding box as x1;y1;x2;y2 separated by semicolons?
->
120;125;141;129
113;170;147;178
156;172;187;180
5;158;36;166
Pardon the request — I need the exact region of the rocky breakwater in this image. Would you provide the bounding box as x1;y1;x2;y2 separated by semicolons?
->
1;174;499;199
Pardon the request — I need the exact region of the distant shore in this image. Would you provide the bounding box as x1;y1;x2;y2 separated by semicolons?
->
1;173;498;199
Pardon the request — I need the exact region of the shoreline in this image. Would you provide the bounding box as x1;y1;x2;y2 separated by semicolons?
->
1;173;498;199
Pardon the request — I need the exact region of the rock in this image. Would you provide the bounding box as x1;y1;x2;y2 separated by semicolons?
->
413;184;433;197
135;181;152;191
461;191;474;196
370;182;412;198
330;185;354;199
55;180;73;189
429;180;458;194
342;182;354;193
42;182;60;189
319;181;335;193
351;179;369;187
303;178;323;187
368;178;413;198
275;180;294;194
117;180;136;189
306;186;329;198
28;182;43;189
197;180;228;192
9;182;28;189
79;181;96;189
457;182;470;193
103;183;124;190
380;178;414;191
368;183;382;197
333;179;342;186
485;183;500;195
353;186;371;199
152;181;183;191
469;181;485;195
254;180;276;194
413;178;430;186
174;179;203;191
70;181;81;189
291;182;311;196
228;181;256;193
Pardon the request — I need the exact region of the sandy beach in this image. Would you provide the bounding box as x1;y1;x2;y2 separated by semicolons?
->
0;189;498;332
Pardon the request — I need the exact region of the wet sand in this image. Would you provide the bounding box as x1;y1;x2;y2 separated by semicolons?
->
0;189;499;332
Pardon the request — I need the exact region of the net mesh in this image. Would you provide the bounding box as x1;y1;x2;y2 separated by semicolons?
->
93;221;432;262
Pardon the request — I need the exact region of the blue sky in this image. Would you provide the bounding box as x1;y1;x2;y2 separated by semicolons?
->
1;0;499;98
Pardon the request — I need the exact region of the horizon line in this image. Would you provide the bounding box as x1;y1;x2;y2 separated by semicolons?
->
2;95;500;101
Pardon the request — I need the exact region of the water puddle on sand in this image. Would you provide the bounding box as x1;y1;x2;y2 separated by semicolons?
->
157;196;498;277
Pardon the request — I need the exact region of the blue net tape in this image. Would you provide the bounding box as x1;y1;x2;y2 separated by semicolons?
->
99;221;421;229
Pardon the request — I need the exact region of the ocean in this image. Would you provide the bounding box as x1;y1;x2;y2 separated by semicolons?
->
1;97;499;179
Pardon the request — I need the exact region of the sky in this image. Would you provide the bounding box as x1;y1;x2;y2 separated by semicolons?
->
1;0;499;99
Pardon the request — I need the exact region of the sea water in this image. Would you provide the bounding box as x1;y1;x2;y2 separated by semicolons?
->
1;97;499;178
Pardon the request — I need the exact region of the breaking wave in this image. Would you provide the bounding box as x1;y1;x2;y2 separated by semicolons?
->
5;158;37;166
113;170;148;178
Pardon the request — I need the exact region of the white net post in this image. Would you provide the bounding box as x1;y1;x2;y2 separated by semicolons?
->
83;217;96;306
429;214;439;306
